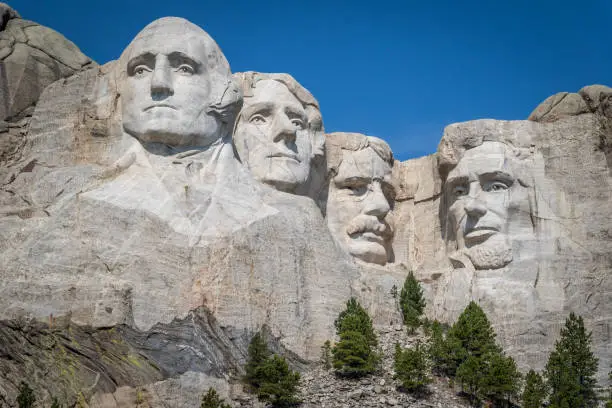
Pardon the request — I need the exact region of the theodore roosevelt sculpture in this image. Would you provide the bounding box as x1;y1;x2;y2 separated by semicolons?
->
325;132;395;265
232;72;325;195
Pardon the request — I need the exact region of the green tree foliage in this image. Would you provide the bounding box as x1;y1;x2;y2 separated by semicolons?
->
606;369;612;408
201;388;231;408
332;298;379;378
243;332;301;407
545;312;599;408
255;355;301;407
522;369;547;408
399;271;426;334
393;342;432;393
432;302;521;406
334;297;377;347
244;331;270;389
321;340;332;370
16;382;35;408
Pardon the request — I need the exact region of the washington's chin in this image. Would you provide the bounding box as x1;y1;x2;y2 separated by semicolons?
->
123;118;221;147
347;239;389;266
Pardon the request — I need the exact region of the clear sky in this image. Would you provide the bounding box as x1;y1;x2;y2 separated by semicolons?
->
8;0;612;161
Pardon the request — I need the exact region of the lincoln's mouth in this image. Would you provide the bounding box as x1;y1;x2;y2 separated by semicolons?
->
268;152;299;162
349;230;385;245
144;104;177;111
464;227;498;245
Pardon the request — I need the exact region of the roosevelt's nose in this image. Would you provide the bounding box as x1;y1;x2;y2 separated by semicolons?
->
150;57;174;99
271;114;297;144
363;181;390;218
464;197;487;218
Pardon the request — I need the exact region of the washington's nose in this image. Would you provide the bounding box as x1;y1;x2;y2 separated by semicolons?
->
150;59;174;99
272;114;297;144
364;182;390;218
464;197;487;218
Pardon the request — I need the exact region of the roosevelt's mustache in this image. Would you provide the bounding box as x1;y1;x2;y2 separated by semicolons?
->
346;214;393;238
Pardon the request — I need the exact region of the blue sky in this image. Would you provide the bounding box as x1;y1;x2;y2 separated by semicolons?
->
9;0;612;161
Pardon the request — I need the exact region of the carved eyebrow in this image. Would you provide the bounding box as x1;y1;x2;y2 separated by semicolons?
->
241;101;275;117
127;52;155;75
167;51;202;72
334;176;370;186
445;175;469;188
478;171;514;183
284;105;307;120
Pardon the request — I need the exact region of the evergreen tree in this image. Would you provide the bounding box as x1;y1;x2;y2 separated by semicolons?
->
244;331;270;389
332;298;379;378
427;320;456;376
393;342;432;393
201;388;231;408
522;369;547;408
399;271;426;334
243;331;301;407
321;340;332;370
16;382;35;408
605;369;612;408
478;351;522;405
545;313;599;408
255;355;301;407
334;297;377;347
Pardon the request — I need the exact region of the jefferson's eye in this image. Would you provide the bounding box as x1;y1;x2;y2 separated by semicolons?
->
291;118;305;129
453;185;468;197
249;114;266;124
483;181;509;192
177;64;194;75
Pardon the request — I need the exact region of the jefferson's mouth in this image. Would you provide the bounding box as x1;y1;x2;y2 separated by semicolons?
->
144;104;177;111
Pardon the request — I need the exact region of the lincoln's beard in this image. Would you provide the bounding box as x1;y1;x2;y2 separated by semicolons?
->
464;234;513;270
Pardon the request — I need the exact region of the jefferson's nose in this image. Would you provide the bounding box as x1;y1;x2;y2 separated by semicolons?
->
150;57;174;99
271;114;297;144
364;181;390;218
464;197;487;218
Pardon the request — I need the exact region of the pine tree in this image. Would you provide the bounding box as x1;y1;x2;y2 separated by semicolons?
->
201;388;231;408
243;331;301;407
478;351;522;405
605;369;612;408
334;297;377;347
522;369;547;408
244;331;270;389
16;382;35;408
545;313;599;408
255;355;301;407
332;298;378;378
321;340;332;370
393;342;432;393
399;271;426;334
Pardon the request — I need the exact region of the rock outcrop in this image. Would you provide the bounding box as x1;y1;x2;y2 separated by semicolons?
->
0;4;610;407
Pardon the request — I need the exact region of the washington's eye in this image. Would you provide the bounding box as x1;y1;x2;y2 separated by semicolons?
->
453;185;468;197
291;118;305;129
177;64;194;75
133;66;150;76
249;114;266;124
483;181;509;192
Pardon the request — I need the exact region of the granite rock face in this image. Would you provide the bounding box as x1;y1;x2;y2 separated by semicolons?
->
0;5;610;407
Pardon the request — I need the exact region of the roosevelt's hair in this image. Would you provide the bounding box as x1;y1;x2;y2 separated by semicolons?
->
233;71;325;158
325;132;394;178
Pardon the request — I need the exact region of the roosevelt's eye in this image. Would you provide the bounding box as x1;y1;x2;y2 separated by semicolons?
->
483;181;509;192
133;65;151;77
453;185;468;197
249;114;266;124
176;64;195;75
342;182;368;196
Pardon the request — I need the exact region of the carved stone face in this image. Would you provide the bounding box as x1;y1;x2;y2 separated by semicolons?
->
120;19;224;147
326;147;394;265
233;80;313;191
445;141;530;269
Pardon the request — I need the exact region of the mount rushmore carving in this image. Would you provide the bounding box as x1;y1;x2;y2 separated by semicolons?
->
0;8;610;406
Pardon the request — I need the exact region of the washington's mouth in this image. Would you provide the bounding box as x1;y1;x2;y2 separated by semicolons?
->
144;104;177;111
464;227;498;245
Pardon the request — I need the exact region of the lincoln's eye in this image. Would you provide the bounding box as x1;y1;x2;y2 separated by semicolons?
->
291;118;305;129
250;114;266;124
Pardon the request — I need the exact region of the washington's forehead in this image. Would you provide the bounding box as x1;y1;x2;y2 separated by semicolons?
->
449;142;512;178
336;148;392;180
248;80;302;106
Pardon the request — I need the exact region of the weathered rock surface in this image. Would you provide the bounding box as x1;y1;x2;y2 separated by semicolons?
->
0;4;611;406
